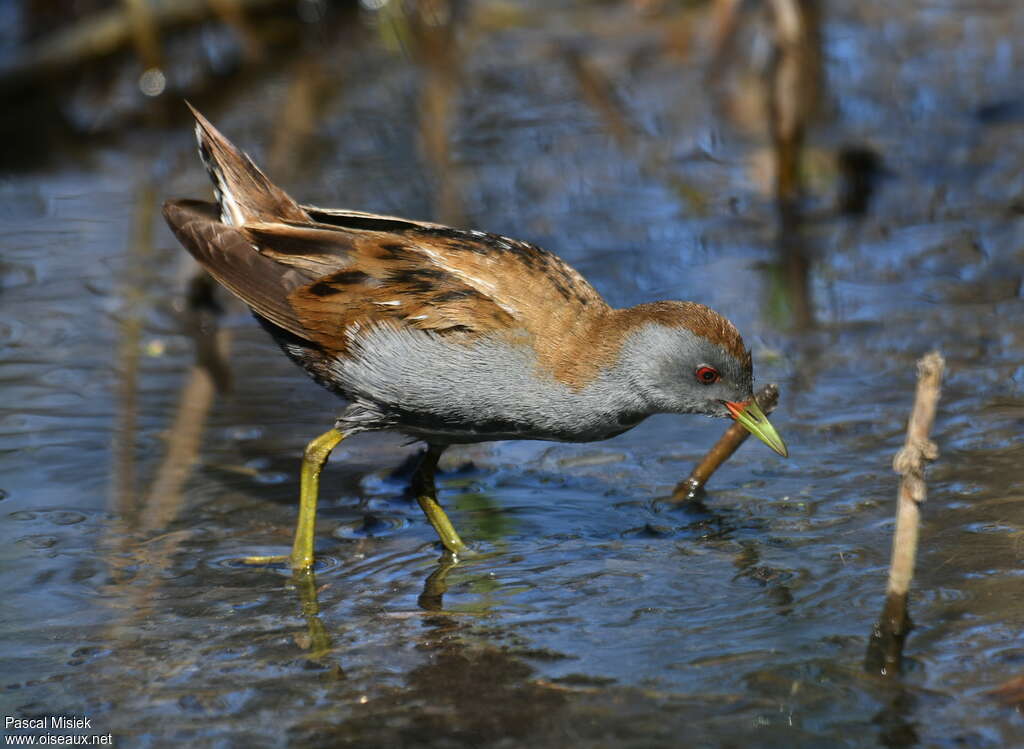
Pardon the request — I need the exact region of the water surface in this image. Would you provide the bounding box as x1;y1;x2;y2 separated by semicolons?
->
2;1;1023;746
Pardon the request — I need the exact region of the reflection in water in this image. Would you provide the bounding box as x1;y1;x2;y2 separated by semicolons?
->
290;596;569;748
183;273;233;395
767;0;820;332
564;45;709;214
418;553;460;611
404;0;468;226
292;569;335;660
112;179;154;522
764;0;822;218
732;540;794;613
140;312;231;535
4;1;1024;746
836;144;886;218
102;173;238;682
108;176;215;558
873;688;920;749
707;0;822;330
709;0;823;216
772;216;815;330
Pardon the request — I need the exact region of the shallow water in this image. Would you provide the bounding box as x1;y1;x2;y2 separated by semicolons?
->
2;1;1023;746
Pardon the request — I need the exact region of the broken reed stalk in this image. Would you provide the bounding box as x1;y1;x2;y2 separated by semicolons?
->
670;383;780;502
865;351;945;677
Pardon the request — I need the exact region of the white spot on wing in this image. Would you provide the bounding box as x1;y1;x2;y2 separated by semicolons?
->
195;123;244;227
217;182;245;226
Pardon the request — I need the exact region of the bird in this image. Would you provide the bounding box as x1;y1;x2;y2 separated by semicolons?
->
163;105;787;571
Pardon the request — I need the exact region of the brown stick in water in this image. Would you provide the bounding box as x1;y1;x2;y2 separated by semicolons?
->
865;351;945;677
670;383;781;502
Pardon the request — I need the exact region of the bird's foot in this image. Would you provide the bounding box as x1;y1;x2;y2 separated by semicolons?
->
240;553;290;566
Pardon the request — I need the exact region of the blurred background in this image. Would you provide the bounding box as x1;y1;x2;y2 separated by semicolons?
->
2;1;1023;746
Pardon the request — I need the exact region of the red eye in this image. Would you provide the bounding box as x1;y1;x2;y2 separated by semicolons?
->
695;366;720;385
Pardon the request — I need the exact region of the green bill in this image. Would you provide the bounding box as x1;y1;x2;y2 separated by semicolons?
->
726;399;788;457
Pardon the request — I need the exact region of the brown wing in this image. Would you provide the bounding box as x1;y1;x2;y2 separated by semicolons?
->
163;200;315;339
258;220;520;350
288;208;611;353
166;106;610;368
163;200;521;355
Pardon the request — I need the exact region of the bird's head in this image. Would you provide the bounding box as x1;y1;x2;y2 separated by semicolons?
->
618;302;788;457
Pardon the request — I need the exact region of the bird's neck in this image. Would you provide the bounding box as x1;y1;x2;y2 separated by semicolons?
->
527;303;675;394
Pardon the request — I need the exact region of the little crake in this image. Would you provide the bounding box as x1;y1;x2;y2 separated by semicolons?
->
164;106;787;570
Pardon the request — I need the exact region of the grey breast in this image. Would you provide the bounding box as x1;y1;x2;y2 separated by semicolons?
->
327;323;651;444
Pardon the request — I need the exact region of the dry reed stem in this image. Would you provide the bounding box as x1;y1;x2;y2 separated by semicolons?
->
866;350;945;676
886;351;944;596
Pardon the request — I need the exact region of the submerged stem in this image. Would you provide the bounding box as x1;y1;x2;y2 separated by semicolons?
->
670;383;781;502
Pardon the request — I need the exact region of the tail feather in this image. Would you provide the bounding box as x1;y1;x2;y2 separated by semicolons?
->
186;102;308;227
162;199;312;340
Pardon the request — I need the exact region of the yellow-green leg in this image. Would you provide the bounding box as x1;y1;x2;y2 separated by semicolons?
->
245;428;346;571
413;445;466;554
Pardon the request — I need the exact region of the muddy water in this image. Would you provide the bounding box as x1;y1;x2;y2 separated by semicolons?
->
2;1;1023;746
